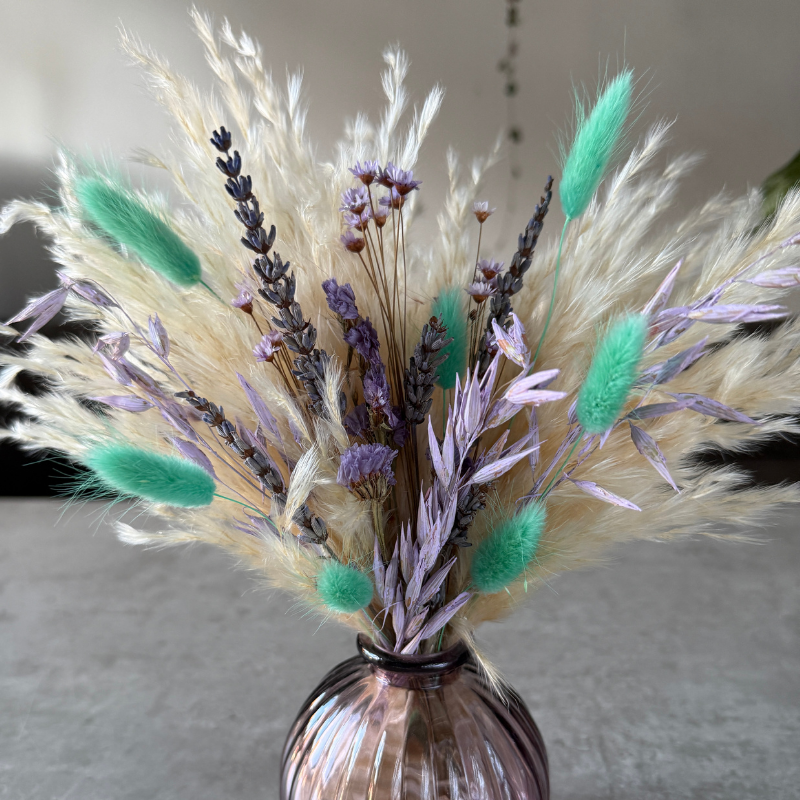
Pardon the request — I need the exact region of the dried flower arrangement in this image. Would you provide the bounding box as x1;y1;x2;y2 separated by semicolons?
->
3;13;800;669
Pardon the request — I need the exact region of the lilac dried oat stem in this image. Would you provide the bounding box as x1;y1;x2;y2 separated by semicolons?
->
73;282;279;499
88;327;266;506
646;234;800;351
390;356;550;652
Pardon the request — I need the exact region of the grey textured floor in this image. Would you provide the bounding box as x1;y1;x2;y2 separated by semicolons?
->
1;499;798;799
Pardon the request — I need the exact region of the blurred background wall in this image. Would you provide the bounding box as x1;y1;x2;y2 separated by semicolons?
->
1;0;799;492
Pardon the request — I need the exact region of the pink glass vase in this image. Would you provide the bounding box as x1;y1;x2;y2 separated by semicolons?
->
281;635;549;800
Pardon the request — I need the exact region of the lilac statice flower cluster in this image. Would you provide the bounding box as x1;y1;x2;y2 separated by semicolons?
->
337;442;397;499
322;278;359;321
344;317;402;435
345;318;381;365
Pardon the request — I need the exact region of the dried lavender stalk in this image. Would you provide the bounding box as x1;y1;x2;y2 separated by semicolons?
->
404;316;452;426
449;483;487;547
475;176;553;377
210;126;344;419
177;389;328;547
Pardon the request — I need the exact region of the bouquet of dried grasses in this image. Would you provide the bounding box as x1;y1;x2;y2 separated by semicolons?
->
3;14;800;664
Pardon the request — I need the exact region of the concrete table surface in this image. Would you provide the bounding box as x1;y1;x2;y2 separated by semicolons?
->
1;498;798;799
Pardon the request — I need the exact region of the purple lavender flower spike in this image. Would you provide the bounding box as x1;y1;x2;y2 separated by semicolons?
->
344;317;381;364
339;186;369;215
253;330;284;362
322;278;360;320
349;160;381;185
337;443;397;501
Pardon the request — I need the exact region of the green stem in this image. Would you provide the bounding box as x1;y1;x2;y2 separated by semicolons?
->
539;435;581;501
532;218;569;366
363;608;390;649
200;279;225;303
372;500;386;563
214;493;269;519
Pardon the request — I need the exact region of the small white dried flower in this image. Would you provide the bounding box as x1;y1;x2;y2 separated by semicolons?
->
473;201;496;223
466;281;496;304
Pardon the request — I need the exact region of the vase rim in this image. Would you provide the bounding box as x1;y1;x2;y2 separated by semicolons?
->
356;633;471;675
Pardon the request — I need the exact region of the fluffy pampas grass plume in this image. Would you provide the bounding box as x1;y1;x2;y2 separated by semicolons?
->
3;15;800;658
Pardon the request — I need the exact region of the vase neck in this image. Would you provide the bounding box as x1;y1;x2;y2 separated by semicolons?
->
356;634;470;689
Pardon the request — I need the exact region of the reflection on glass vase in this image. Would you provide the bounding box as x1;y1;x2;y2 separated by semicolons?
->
281;634;549;800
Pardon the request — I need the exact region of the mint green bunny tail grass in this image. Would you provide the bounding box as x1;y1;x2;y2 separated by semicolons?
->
471;504;547;594
85;444;216;507
577;313;647;434
431;287;467;391
534;71;633;366
559;69;634;221
75;176;203;289
316;560;374;614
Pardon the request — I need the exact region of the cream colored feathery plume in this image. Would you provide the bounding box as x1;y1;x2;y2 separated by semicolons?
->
2;16;800;652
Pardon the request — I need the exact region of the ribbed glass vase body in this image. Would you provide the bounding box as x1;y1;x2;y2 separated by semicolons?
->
281;635;549;800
